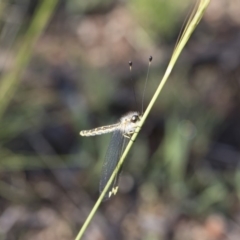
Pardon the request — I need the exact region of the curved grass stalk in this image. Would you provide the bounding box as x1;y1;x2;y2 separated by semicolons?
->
0;2;6;19
0;0;58;119
75;1;211;239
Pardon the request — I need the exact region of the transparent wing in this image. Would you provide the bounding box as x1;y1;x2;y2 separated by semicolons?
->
99;130;129;201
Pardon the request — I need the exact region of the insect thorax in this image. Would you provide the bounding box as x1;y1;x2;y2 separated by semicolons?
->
119;112;141;136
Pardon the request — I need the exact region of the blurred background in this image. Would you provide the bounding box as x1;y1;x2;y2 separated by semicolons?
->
0;0;240;239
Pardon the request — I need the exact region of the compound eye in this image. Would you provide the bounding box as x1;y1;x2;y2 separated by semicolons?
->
131;115;138;123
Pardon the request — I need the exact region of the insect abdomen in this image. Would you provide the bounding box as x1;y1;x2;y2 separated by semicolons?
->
80;123;120;137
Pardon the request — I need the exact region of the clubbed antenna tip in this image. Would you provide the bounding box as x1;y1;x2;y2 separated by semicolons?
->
129;61;133;69
149;56;153;62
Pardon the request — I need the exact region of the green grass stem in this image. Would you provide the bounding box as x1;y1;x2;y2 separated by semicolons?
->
0;0;58;119
75;1;210;239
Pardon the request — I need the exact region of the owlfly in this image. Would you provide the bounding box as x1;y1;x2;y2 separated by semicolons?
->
80;56;152;200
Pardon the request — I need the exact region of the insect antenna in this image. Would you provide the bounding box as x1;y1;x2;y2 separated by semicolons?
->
129;60;138;111
141;56;153;114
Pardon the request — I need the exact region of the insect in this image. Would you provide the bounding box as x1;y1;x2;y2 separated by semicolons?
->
80;56;152;200
80;112;141;200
